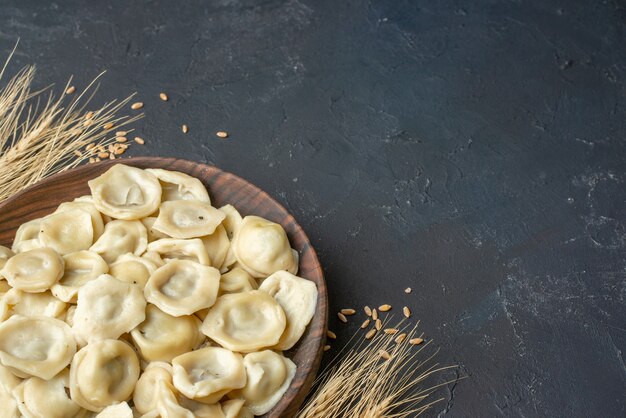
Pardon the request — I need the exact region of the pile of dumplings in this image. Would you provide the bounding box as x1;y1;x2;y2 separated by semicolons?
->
0;164;319;418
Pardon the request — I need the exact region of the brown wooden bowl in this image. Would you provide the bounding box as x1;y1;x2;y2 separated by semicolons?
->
0;157;328;418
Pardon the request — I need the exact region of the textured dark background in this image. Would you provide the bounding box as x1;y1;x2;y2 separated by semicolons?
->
1;0;625;416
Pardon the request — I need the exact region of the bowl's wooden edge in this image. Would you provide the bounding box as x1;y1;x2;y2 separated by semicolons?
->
0;157;328;418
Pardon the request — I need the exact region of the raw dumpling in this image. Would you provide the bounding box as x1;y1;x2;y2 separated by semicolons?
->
219;205;243;269
0;315;76;379
221;399;253;418
88;164;162;220
11;218;43;253
89;220;148;263
141;217;170;242
259;270;318;350
0;364;21;418
201;225;230;271
147;238;210;265
142;251;166;267
144;260;220;316
64;305;76;327
130;304;204;362
51;251;109;302
0;288;67;321
152;200;225;239
133;362;196;418
73;275;146;344
70;339;140;412
109;254;158;288
0;245;14;270
95;402;133;418
201;291;286;352
232;216;298;278
146;168;211;203
13;369;85;418
178;397;227;418
218;268;257;296
39;208;94;255
172;347;246;404
1;247;64;293
230;350;296;415
55;199;105;240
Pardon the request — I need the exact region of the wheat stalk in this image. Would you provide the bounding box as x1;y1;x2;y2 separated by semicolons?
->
0;42;142;202
298;319;458;418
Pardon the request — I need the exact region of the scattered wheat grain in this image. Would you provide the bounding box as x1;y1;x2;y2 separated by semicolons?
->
159;92;168;101
182;124;189;134
327;331;336;339
405;287;412;294
65;86;76;94
323;345;331;352
375;319;382;330
409;338;424;345
360;319;370;329
131;102;143;110
337;313;347;323
384;328;398;335
372;309;378;320
379;304;392;312
403;306;411;318
395;333;407;344
134;137;145;145
365;329;376;339
340;309;356;316
364;306;372;316
216;131;228;138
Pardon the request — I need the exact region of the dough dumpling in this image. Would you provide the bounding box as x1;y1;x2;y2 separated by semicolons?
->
233;216;297;278
219;268;257;296
141;217;170;242
13;369;85;418
0;288;67;321
51;251;109;302
39;208;94;255
230;350;296;415
95;402;133;418
144;260;220;316
0;245;14;271
153;200;225;239
55;199;105;240
147;238;210;265
0;315;76;379
1;247;64;293
70;339;140;412
134;362;197;418
0;364;21;418
88;164;162;220
89;220;148;263
201;291;286;352
146;168;211;203
12;218;43;253
131;304;204;362
202;225;230;270
73;275;146;344
109;254;158;288
221;399;253;418
172;347;246;404
219;205;243;269
259;270;318;350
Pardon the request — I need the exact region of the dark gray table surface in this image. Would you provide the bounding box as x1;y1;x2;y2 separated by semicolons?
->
1;0;625;416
